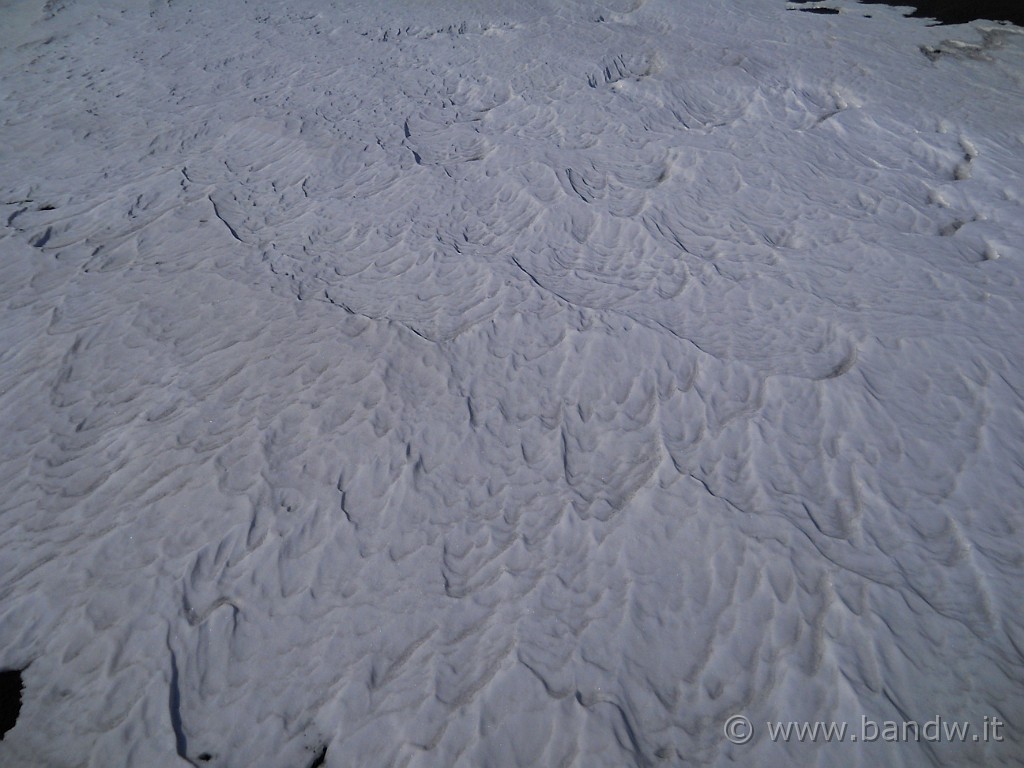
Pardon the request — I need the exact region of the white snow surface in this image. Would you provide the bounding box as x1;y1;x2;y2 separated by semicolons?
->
1;0;1023;765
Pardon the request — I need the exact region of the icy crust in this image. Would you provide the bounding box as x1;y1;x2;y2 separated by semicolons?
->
1;0;1023;766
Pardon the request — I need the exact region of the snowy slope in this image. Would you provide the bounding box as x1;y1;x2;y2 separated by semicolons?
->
1;0;1023;765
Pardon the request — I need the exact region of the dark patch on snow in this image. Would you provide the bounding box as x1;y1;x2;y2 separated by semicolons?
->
31;226;52;248
791;1;1024;26
308;744;328;768
168;651;188;758
0;669;24;740
862;0;1023;25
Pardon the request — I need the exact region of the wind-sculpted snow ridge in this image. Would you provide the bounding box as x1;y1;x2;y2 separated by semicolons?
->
1;0;1023;766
